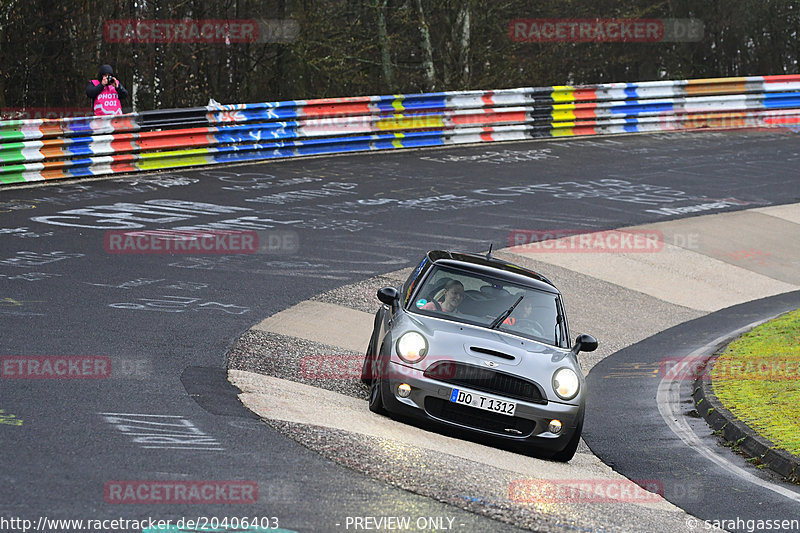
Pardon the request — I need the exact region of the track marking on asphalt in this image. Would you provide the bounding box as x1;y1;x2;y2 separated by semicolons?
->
100;412;225;451
656;321;800;504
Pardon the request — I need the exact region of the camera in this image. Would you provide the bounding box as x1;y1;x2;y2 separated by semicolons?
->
105;75;116;85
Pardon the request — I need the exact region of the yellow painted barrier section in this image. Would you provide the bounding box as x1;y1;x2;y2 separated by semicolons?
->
552;104;577;122
392;132;405;148
137;149;212;170
376;115;444;130
392;96;405;112
551;125;577;137
551;86;576;103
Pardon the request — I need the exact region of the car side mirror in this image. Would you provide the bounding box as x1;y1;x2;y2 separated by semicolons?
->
572;334;598;354
377;287;400;308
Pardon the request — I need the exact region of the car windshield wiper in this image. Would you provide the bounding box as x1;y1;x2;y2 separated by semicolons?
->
489;295;524;330
554;314;563;345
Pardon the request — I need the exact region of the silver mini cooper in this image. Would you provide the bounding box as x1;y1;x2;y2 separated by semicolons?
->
361;249;597;461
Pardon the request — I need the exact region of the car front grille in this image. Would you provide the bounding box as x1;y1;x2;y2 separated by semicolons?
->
424;397;537;437
423;361;546;404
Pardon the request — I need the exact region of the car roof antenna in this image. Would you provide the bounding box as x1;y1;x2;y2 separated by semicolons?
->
486;243;494;260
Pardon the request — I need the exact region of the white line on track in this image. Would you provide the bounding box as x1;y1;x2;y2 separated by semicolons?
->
141;446;225;450
656;317;800;504
98;412;184;417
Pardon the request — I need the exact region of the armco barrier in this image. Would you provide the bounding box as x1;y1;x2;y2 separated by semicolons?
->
2;74;800;185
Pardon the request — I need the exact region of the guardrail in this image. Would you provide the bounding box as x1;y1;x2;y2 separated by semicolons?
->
2;74;799;186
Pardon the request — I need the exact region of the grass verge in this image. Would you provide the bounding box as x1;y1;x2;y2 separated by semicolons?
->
711;308;800;456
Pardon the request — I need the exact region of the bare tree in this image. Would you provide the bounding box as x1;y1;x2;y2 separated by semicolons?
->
376;0;394;92
414;0;436;91
456;2;470;88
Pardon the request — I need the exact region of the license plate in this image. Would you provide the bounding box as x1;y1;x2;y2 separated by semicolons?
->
449;388;516;416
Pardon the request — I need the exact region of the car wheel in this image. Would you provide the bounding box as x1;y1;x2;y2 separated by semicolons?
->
360;345;374;385
360;327;379;385
550;421;583;462
368;378;388;415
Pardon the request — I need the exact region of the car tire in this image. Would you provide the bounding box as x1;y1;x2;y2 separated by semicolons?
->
360;344;374;385
361;325;380;385
368;378;388;415
550;421;583;462
361;313;382;385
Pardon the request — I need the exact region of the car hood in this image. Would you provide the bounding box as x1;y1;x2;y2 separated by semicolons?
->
398;313;581;403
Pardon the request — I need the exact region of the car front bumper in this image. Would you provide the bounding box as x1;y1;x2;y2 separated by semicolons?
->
379;361;583;452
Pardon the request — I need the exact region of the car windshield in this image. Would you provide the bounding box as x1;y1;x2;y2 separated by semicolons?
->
410;265;564;346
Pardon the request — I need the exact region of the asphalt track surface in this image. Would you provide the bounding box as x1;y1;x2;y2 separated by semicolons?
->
1;129;799;532
585;291;800;529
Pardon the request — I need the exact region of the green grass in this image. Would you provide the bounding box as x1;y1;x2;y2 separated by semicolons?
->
712;308;800;457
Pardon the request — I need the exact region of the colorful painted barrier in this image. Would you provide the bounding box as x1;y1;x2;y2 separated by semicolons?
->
2;74;800;185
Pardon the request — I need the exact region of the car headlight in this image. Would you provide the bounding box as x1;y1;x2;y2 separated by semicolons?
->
552;368;580;400
396;331;428;364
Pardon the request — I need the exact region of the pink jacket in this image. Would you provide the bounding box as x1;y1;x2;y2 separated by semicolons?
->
90;80;123;115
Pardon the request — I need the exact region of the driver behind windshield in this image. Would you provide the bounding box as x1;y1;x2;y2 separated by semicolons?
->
422;279;464;313
504;300;533;325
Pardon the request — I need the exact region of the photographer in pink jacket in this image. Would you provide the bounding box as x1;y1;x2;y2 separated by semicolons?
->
86;64;129;115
